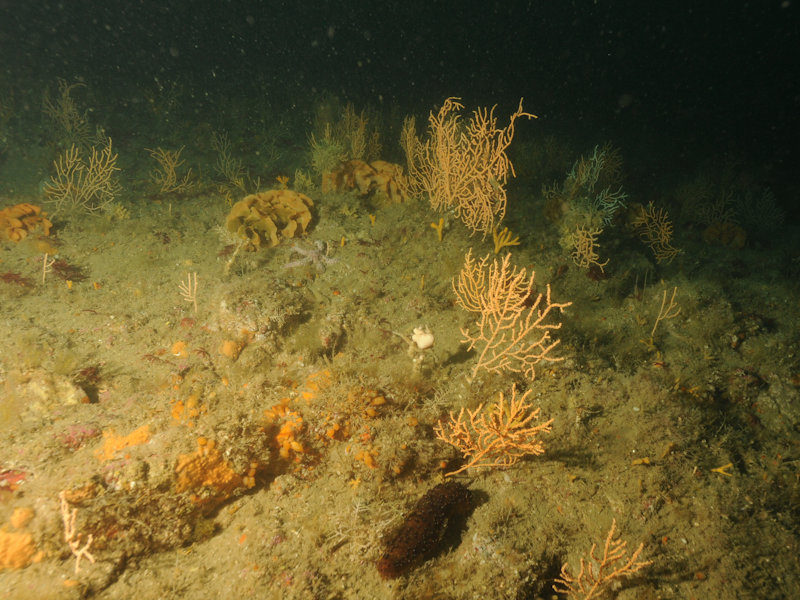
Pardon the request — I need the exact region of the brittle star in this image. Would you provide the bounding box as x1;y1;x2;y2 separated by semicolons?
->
284;240;337;273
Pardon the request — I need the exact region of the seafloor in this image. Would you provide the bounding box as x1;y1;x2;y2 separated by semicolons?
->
1;97;799;600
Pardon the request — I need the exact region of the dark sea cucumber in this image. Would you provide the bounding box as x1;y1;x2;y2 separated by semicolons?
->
377;481;474;579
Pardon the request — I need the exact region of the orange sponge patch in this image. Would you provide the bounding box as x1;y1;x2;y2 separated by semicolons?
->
171;394;206;427
299;368;332;402
9;507;34;530
94;425;151;461
219;339;242;359
175;438;256;507
0;528;37;570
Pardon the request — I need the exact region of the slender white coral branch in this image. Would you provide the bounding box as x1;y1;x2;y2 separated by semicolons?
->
59;491;96;574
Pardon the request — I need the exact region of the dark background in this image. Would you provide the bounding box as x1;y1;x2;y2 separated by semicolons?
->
1;0;798;205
